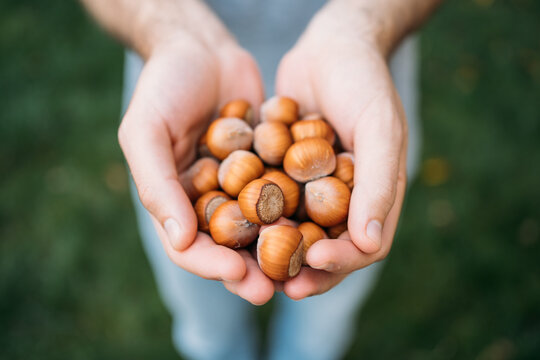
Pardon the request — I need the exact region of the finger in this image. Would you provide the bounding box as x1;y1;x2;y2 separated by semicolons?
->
275;52;319;114
308;165;406;273
348;95;406;254
155;219;247;281
222;250;275;305
218;48;265;122
119;104;197;251
283;267;347;300
306;238;375;274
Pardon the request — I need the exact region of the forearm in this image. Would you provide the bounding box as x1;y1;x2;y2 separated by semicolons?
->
312;0;443;56
80;0;233;59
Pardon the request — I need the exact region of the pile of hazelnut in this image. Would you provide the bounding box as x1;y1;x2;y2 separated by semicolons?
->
180;96;353;281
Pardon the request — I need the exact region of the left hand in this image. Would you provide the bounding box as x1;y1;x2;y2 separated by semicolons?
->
275;8;408;300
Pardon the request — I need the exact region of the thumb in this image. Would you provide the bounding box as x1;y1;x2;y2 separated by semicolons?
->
119;107;197;251
348;96;407;254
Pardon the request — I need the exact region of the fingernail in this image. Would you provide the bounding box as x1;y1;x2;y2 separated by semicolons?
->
366;220;382;249
312;262;335;271
164;218;182;250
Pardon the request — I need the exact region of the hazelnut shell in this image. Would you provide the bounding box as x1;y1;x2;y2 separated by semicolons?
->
305;176;351;227
297;222;328;264
194;191;230;232
260;96;299;126
218;150;264;197
209;200;260;248
283;138;336;183
260;170;300;218
238;179;284;225
327;222;348;238
290;119;335;145
179;157;219;202
333;152;354;189
257;225;304;281
220;99;254;126
253;122;293;165
206;117;253;160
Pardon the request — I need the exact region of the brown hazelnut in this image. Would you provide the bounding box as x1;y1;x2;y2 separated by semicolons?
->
209;200;260;248
253;122;293;165
219;99;255;126
238;179;284;225
260;96;298;126
257;225;304;281
194;191;230;232
290;118;335;145
218;150;264;197
283;138;336;183
179;157;219;202
304;176;351;227
260;170;300;217
297;222;328;264
206;117;253;160
333;152;354;189
327;222;348;238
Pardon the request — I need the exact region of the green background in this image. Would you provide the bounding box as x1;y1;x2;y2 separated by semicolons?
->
1;0;539;359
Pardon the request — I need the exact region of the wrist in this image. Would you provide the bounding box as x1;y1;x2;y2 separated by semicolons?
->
132;0;236;59
306;1;403;57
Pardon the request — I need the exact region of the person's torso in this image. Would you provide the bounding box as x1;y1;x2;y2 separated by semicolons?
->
205;0;327;95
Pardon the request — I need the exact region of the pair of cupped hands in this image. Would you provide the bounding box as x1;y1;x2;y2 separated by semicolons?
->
119;14;408;305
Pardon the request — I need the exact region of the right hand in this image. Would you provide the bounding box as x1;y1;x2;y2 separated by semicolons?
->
119;34;275;305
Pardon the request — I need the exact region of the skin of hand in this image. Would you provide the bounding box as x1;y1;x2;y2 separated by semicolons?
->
119;34;276;305
82;0;440;305
274;7;410;300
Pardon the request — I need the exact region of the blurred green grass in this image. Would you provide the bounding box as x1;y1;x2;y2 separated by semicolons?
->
1;0;539;359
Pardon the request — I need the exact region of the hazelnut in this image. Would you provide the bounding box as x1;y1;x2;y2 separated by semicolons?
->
290;118;335;145
209;200;260;248
261;170;300;217
238;179;284;225
206;117;253;160
218;150;264;197
194;191;230;232
253;122;293;165
327;222;348;238
219;99;255;126
297;222;328;264
333;152;354;189
179;157;219;202
260;96;298;126
257;225;304;281
305;176;351;227
283;138;336;183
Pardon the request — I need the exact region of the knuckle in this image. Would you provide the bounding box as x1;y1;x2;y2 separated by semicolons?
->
138;184;158;214
372;180;397;211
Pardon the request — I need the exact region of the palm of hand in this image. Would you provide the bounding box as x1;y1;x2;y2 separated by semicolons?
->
128;42;263;172
120;40;277;305
274;41;408;299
